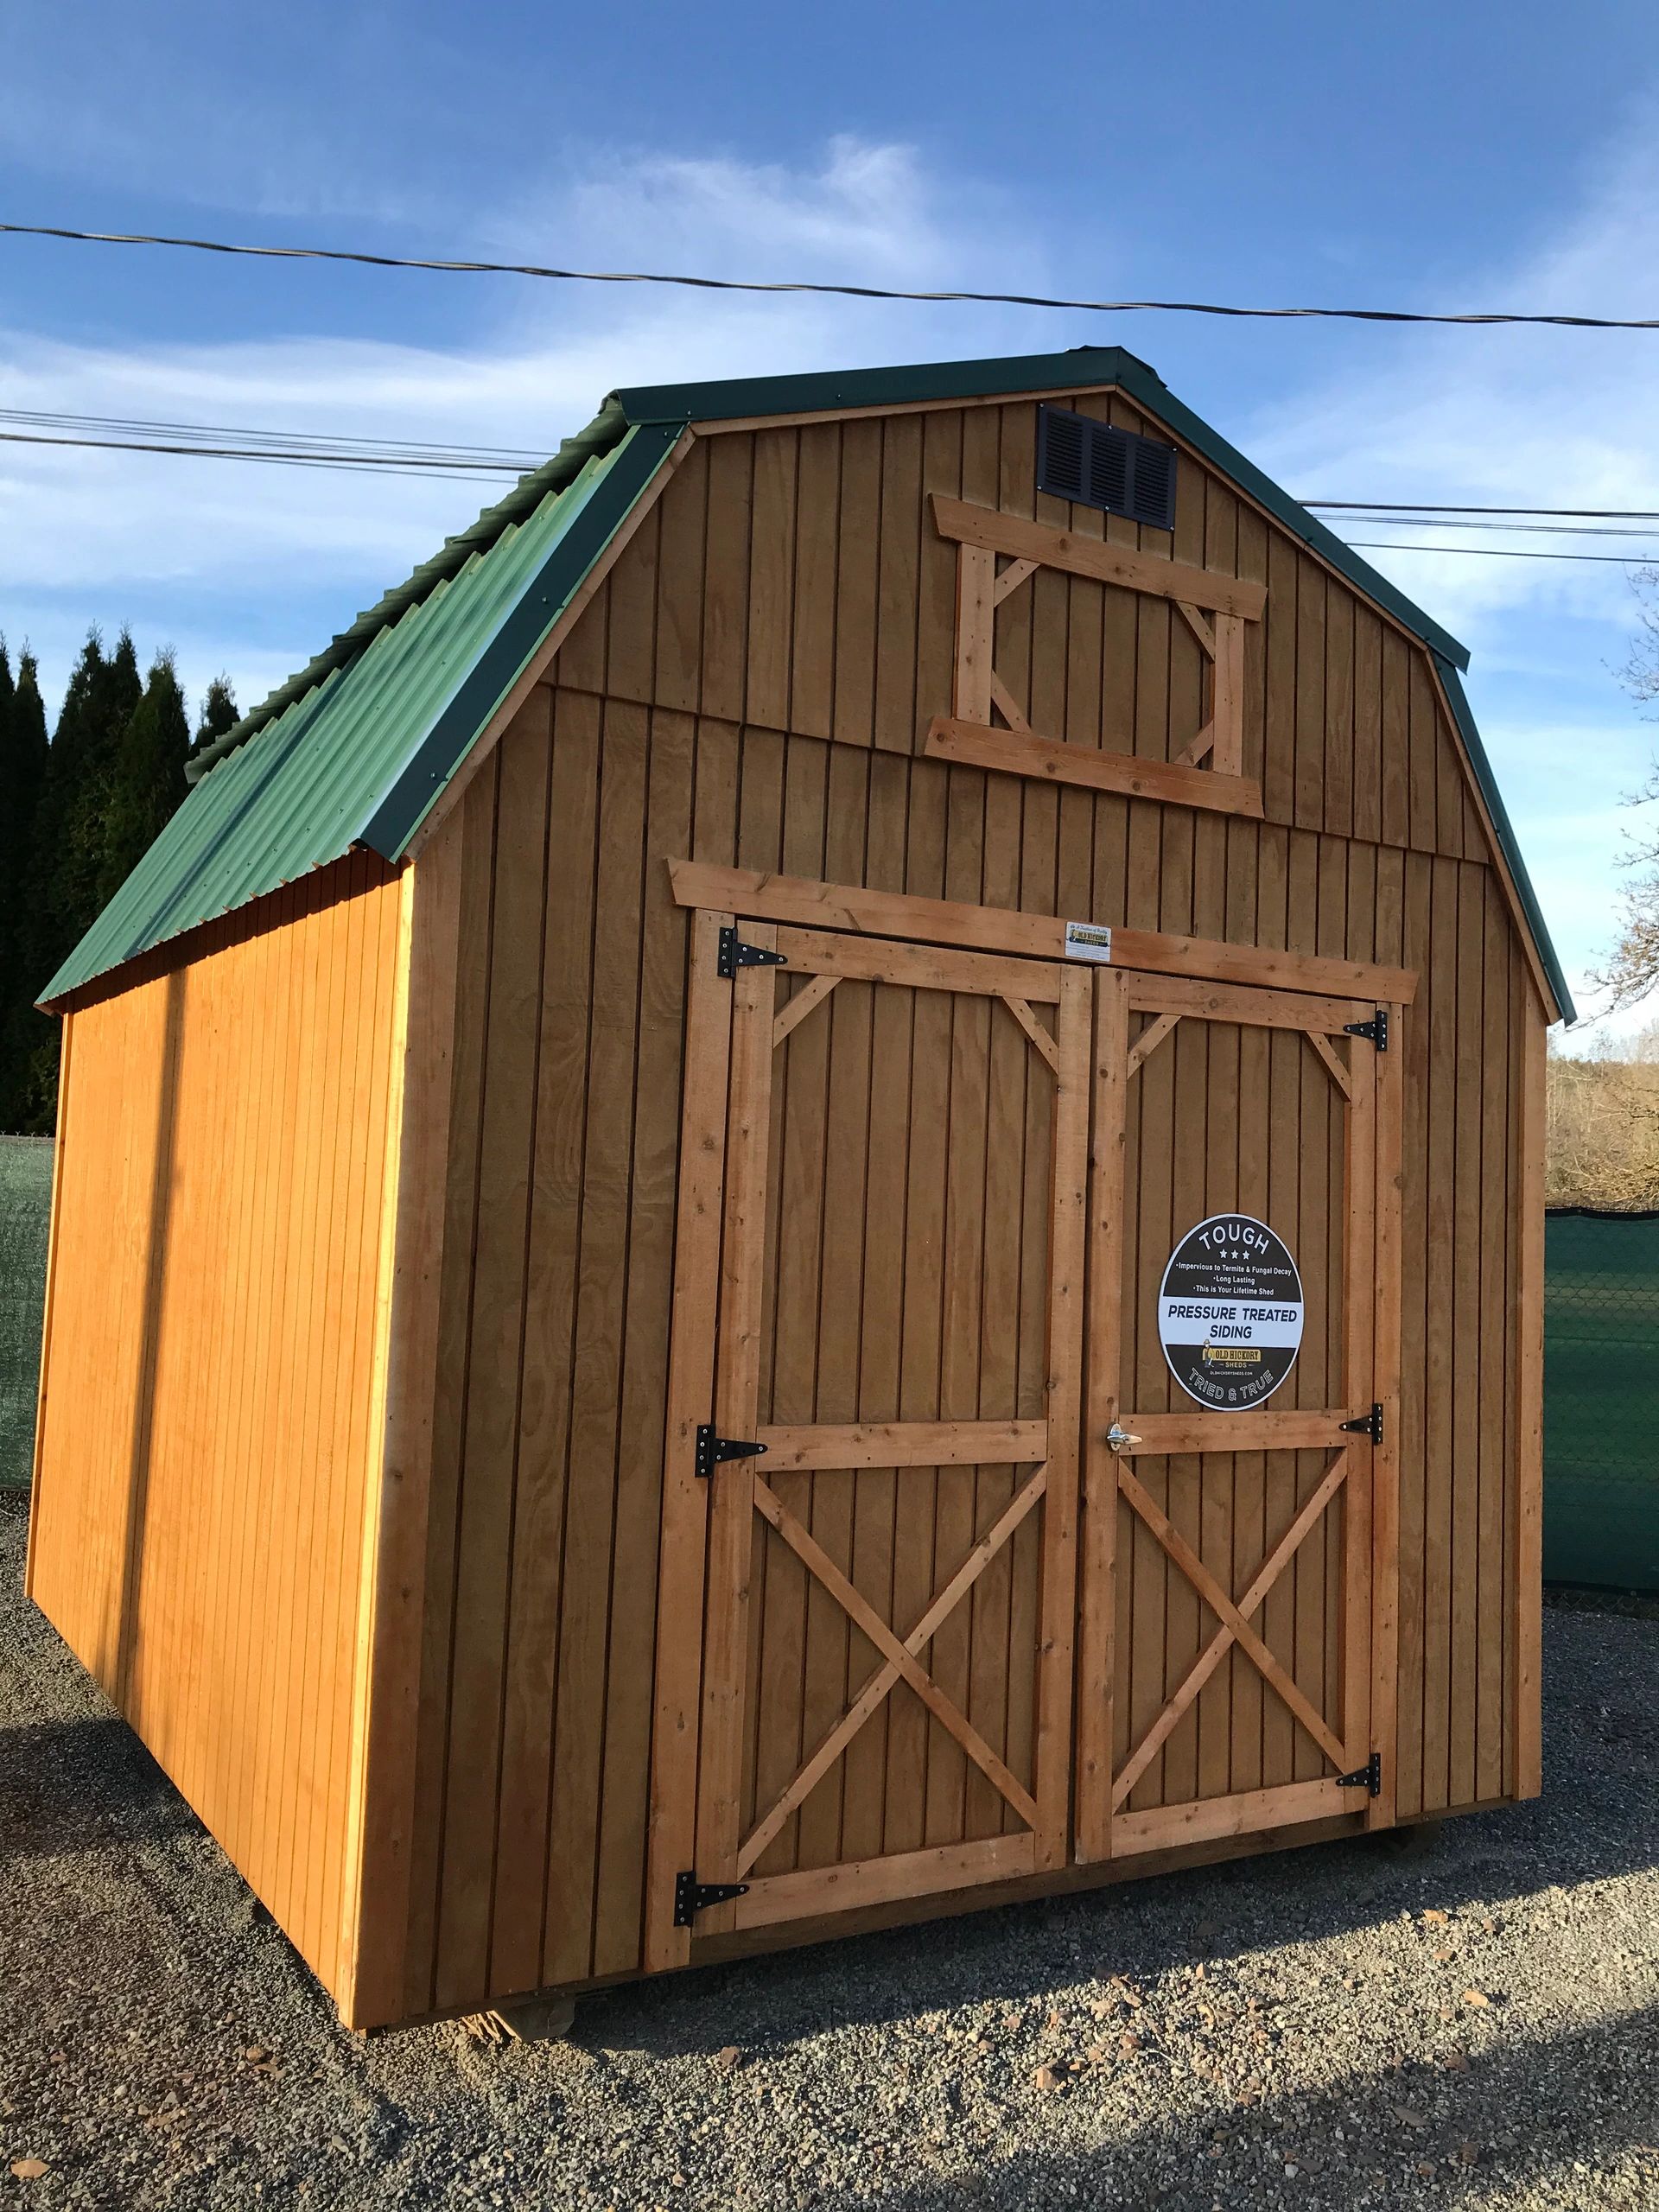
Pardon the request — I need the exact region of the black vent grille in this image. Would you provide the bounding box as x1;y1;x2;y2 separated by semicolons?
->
1037;405;1177;531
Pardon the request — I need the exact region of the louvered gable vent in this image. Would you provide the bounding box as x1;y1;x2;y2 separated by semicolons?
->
1037;404;1177;531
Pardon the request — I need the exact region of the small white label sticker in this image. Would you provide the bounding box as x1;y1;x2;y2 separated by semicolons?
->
1064;920;1113;964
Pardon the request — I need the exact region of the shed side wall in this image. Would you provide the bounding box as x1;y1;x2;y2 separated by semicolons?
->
27;853;405;2008
396;398;1535;2015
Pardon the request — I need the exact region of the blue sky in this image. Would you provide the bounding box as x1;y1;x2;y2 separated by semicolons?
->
3;0;1657;1036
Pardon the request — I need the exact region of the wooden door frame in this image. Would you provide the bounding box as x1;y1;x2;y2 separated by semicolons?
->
1075;973;1404;1864
647;876;1414;1972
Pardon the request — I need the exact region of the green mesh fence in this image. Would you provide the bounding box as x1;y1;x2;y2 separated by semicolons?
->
1546;1208;1659;1592
0;1138;52;1492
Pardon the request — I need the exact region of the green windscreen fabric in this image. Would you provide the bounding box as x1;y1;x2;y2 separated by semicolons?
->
1545;1209;1659;1591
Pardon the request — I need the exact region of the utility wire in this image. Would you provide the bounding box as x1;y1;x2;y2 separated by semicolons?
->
0;427;515;480
7;218;1659;328
1349;541;1656;564
1306;501;1659;518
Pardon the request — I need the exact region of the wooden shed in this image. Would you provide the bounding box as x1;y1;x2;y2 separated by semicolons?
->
27;346;1573;2031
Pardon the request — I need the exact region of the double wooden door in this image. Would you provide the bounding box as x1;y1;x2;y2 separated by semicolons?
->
651;915;1396;1958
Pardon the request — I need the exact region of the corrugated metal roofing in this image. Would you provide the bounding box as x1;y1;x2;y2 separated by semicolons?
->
44;344;1569;1022
43;418;679;1003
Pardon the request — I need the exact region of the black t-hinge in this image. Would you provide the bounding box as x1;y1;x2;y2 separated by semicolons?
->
717;925;789;980
694;1426;769;1481
1338;1751;1382;1796
1340;1403;1384;1446
674;1871;750;1926
1343;1009;1389;1052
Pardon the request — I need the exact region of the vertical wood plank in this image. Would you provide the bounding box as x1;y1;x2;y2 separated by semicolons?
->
1076;969;1128;1863
644;907;735;1969
693;926;779;1925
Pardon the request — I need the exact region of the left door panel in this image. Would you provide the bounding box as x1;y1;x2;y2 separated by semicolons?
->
653;918;1090;1954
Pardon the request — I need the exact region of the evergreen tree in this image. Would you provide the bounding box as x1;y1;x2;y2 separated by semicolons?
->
192;674;238;760
3;632;142;1131
0;645;51;1128
100;651;190;906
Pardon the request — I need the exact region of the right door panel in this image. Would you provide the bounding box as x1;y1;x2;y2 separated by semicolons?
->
1077;971;1399;1861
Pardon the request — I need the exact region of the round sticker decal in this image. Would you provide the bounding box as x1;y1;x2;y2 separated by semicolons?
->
1157;1215;1305;1409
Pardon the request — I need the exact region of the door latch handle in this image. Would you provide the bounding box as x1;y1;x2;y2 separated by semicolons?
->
1106;1423;1142;1455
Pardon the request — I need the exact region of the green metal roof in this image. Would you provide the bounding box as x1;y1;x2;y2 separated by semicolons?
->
45;343;1568;1023
42;416;679;1003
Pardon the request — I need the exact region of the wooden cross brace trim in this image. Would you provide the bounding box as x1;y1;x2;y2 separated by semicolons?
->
946;505;1255;783
1113;1452;1352;1805
740;1467;1048;1873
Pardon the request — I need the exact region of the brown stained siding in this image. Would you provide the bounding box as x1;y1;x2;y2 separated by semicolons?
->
404;764;1523;2009
28;855;404;2009
569;396;1474;859
397;392;1531;2012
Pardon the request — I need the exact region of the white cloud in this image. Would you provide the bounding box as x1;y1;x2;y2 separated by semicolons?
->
0;137;1063;718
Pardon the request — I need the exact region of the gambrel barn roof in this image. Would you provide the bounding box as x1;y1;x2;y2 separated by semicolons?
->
42;346;1573;1019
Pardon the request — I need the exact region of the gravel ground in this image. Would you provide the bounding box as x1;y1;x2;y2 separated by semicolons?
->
3;1491;1656;2210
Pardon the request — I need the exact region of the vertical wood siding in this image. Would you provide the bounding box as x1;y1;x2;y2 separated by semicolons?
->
28;855;405;2009
391;391;1535;2013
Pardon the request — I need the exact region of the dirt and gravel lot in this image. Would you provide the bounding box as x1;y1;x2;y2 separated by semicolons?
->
3;1489;1655;2210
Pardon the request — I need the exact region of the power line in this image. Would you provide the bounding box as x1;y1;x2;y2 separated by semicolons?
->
7;218;1659;328
1350;541;1656;565
0;404;542;466
1328;515;1659;539
1306;501;1659;518
0;428;517;480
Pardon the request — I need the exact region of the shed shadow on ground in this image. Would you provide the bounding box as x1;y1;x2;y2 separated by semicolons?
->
0;1713;200;1859
850;1999;1659;2209
574;1601;1656;2063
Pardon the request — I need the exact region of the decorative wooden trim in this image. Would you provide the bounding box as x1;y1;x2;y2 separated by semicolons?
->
404;427;695;862
1127;1011;1181;1077
728;1833;1039;1932
1306;1029;1353;1099
1113;1452;1354;1808
754;1419;1047;1471
1368;1006;1405;1830
1075;968;1129;1866
345;828;463;2026
926;717;1265;820
772;972;839;1049
954;543;995;724
986;671;1035;737
736;1467;1050;1876
691;922;779;1937
1108;1410;1361;1457
644;907;737;1971
752;1478;1041;1831
1128;972;1373;1035
1513;991;1546;1798
1112;1775;1354;1857
1342;1044;1377;1772
1033;968;1090;1869
1116;1463;1348;1770
1173;723;1216;769
994;556;1039;605
1001;994;1061;1072
773;921;1065;1003
1174;601;1216;656
1210;614;1247;775
931;494;1268;621
23;1009;74;1599
668;860;1420;1007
